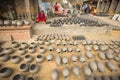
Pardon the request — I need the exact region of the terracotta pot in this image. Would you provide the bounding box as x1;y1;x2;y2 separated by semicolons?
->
28;47;35;53
62;67;70;79
11;55;21;64
12;20;17;26
4;20;11;26
51;69;59;80
71;55;78;63
38;40;44;45
44;41;51;46
12;74;25;80
0;53;10;62
24;55;33;63
62;47;67;52
72;66;80;77
17;20;24;26
27;76;36;80
46;54;53;61
18;48;26;55
0;67;12;78
36;55;44;63
30;64;39;74
39;47;45;54
62;57;69;65
30;42;37;48
12;41;19;48
4;47;14;54
56;48;61;53
24;20;31;25
21;42;28;49
49;46;53;51
19;63;29;72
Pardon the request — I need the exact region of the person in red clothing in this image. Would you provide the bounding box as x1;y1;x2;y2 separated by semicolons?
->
36;10;46;23
54;2;59;14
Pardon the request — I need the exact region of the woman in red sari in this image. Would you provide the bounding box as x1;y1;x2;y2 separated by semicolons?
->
36;11;46;23
54;2;59;14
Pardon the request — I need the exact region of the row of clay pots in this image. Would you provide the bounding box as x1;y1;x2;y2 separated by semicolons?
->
56;47;81;53
37;40;51;45
19;63;39;74
37;35;70;41
0;20;31;26
51;66;81;80
12;73;36;80
11;54;49;63
11;54;44;64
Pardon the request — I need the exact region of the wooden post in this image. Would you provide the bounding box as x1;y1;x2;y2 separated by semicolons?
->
33;0;39;17
108;0;118;14
96;0;101;13
25;0;31;20
115;0;120;13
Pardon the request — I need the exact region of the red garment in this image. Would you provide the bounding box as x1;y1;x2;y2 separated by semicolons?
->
54;4;59;11
36;12;46;22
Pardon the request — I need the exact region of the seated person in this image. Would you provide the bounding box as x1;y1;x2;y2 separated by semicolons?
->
36;10;46;23
62;10;66;15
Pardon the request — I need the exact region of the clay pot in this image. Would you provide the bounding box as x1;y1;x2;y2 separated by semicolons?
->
17;20;24;26
51;69;59;80
46;54;53;61
36;55;44;63
38;40;44;45
12;41;19;48
39;47;46;53
56;48;61;53
62;47;67;52
18;48;26;55
27;76;36;80
62;67;70;79
44;41;51;46
30;42;37;48
68;48;73;52
30;64;39;74
49;46;53;51
0;67;12;78
56;41;61;46
76;48;81;52
12;74;25;80
21;42;28;49
24;20;31;25
4;47;14;54
71;55;78;63
62;41;67;46
11;55;21;64
12;20;17;26
24;55;33;63
28;47;35;53
73;41;78;46
56;56;62;66
69;41;73;45
62;57;69;65
4;20;11;26
0;20;4;26
0;53;10;62
19;63;29;72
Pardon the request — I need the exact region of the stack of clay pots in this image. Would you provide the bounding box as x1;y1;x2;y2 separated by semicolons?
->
0;20;31;27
